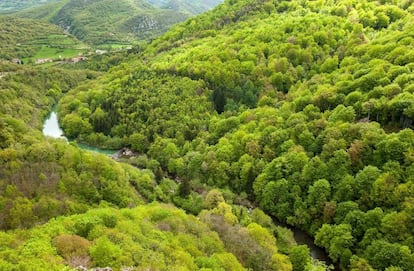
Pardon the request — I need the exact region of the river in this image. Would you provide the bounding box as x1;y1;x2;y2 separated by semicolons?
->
42;110;67;140
42;108;116;155
43;108;338;269
272;218;339;270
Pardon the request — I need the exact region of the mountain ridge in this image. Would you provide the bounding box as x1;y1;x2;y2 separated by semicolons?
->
14;0;223;45
0;0;62;14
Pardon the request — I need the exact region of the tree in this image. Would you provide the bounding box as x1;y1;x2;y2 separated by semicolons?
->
307;179;331;218
315;224;354;263
204;189;225;209
178;179;191;197
381;211;409;242
261;179;293;220
53;234;91;267
62;113;92;138
212;87;226;113
365;240;413;270
349;256;374;271
289;245;311;271
4;197;37;229
89;237;123;268
301;157;328;188
326;150;351;184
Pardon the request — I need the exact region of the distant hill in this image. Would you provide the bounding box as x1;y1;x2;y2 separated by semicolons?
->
0;16;86;61
147;0;223;15
15;0;223;45
0;0;61;14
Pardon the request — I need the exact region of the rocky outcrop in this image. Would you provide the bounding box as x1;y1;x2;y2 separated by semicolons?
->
111;147;136;160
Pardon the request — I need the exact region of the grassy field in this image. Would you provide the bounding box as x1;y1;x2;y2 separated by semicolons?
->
0;17;88;61
31;46;84;59
21;33;88;63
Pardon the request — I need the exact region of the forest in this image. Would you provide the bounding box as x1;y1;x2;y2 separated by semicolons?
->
1;0;414;270
0;59;303;270
14;0;222;46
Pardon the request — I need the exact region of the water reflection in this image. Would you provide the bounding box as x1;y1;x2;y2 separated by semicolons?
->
42;110;67;140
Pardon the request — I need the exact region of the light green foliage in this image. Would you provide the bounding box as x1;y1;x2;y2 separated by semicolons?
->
289;245;313;271
0;63;146;230
204;189;225;209
2;0;414;270
89;237;123;268
315;224;354;266
200;204;292;271
0;203;265;270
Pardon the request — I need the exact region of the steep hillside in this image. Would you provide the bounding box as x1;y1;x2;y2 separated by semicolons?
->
0;35;299;270
147;0;414;113
59;0;414;270
0;16;86;61
16;0;223;45
0;202;293;270
0;63;150;231
0;63;296;270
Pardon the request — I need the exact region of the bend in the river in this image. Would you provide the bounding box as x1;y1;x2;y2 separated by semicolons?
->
43;107;338;269
42;107;116;155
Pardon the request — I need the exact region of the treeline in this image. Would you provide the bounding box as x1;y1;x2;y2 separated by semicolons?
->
58;0;414;270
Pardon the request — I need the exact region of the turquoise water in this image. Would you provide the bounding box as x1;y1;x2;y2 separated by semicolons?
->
75;142;117;155
43;108;116;155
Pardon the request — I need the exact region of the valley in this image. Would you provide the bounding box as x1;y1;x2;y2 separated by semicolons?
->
1;0;414;270
15;0;223;46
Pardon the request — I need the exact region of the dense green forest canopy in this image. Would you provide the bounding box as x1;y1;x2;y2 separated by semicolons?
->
14;0;223;45
58;0;414;270
0;36;297;271
2;0;414;270
0;63;147;229
0;63;296;269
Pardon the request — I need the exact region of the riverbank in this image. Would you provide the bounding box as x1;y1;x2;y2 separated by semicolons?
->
43;107;338;269
42;108;116;155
